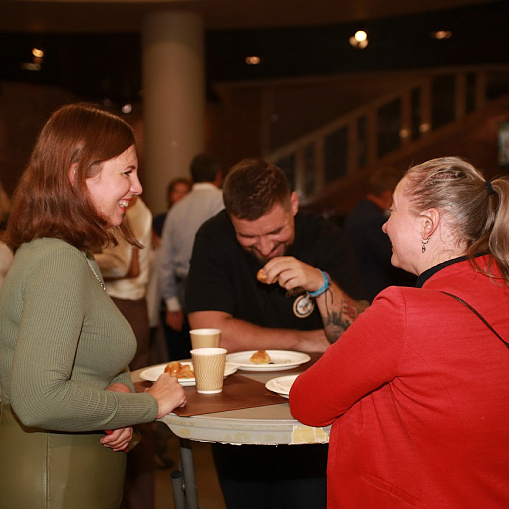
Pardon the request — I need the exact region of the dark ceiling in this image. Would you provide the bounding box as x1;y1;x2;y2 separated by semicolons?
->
0;0;508;104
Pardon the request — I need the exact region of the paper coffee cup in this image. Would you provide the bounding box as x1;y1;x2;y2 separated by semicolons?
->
189;328;221;349
190;347;227;394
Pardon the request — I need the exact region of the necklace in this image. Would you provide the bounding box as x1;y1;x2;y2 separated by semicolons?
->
84;254;106;291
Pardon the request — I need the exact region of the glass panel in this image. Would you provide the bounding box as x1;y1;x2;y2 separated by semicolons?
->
431;75;455;129
377;99;401;157
466;72;476;113
411;88;421;141
276;155;295;190
357;116;368;168
324;127;348;184
486;71;509;100
304;144;315;195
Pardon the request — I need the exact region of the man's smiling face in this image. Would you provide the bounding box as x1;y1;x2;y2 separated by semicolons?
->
231;192;299;264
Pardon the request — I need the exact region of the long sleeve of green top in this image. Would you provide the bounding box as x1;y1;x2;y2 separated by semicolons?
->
0;238;159;431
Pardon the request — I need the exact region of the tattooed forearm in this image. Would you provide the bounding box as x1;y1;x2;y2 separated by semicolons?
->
324;312;346;343
320;289;369;343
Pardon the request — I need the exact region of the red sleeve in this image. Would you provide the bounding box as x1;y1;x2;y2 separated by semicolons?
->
289;287;407;426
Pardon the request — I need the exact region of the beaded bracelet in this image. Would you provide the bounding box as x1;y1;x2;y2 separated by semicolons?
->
307;271;330;298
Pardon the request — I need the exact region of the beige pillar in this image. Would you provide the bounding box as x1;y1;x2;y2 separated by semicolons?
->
142;10;205;214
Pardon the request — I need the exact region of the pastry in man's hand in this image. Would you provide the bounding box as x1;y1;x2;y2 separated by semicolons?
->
250;350;271;364
164;361;195;378
256;269;268;283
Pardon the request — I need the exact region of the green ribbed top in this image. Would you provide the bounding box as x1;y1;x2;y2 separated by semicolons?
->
0;238;158;431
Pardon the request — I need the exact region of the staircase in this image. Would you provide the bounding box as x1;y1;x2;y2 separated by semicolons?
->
266;65;509;216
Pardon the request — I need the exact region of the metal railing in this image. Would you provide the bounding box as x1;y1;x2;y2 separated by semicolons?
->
266;65;509;201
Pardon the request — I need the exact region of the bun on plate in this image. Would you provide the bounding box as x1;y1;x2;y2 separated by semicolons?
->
249;350;271;364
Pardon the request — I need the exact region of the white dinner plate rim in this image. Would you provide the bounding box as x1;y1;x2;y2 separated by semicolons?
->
139;361;237;384
225;350;310;371
265;374;299;398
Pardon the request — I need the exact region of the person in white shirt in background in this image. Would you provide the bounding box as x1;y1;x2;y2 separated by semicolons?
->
95;194;155;509
146;177;191;364
159;153;224;361
96;195;153;369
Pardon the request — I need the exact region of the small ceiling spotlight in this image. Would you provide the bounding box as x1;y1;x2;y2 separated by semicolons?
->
32;47;44;65
32;47;44;59
431;30;452;40
245;55;261;65
349;30;369;49
21;47;45;71
121;103;133;114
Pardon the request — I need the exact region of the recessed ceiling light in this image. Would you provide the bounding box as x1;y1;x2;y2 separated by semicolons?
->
349;30;369;49
431;30;452;40
245;56;261;65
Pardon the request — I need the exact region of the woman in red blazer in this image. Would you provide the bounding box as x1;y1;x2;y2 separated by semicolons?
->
290;156;509;508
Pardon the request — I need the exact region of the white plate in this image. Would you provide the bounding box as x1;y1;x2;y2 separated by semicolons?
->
139;362;238;386
265;374;300;398
225;350;311;371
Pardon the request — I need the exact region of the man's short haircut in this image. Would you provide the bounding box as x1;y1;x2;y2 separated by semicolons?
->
223;158;291;220
190;153;221;183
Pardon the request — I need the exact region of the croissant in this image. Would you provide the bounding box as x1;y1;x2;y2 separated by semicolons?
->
164;361;195;378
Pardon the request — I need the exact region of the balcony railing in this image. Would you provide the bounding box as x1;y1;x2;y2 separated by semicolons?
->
267;65;509;202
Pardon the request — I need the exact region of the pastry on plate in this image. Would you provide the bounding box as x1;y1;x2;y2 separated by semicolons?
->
249;350;271;364
164;361;195;378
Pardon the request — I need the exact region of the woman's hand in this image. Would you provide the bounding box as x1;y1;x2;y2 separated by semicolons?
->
100;427;133;452
146;372;187;418
102;382;133;451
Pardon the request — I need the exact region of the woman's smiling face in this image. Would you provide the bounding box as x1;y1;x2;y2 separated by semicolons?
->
86;144;142;226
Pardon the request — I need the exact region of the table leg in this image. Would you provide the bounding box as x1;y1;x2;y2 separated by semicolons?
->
170;471;186;509
170;438;200;509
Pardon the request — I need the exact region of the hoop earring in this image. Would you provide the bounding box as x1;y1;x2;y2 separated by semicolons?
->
421;238;429;253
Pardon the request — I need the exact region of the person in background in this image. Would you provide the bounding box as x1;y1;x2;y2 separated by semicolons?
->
147;177;191;362
344;166;415;301
151;177;191;245
95;195;153;370
0;103;186;508
159;152;224;361
145;177;191;470
185;158;369;509
95;195;155;509
290;156;509;508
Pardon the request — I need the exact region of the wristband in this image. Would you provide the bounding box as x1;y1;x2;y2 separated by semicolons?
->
307;271;330;298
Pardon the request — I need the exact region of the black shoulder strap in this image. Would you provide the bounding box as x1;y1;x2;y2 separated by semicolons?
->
440;291;509;350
